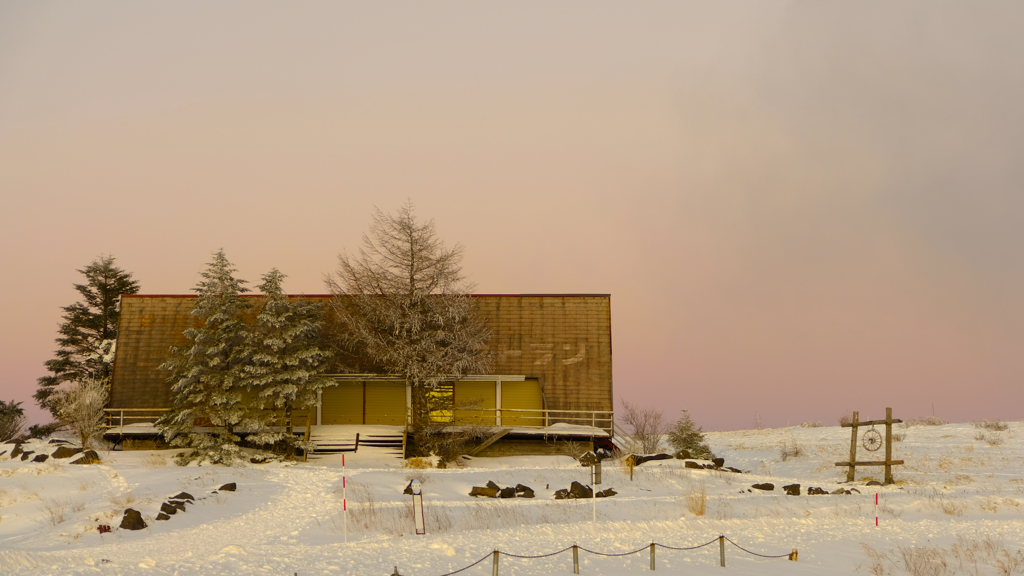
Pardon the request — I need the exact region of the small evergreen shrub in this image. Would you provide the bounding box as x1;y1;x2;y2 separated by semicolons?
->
666;410;714;460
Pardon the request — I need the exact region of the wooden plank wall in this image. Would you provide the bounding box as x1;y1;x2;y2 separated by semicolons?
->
109;294;613;414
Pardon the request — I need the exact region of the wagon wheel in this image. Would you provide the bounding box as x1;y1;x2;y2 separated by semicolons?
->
862;428;883;452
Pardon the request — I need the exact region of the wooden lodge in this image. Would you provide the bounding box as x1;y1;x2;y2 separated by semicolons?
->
106;294;614;456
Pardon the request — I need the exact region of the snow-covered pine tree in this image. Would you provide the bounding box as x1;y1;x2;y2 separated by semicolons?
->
240;269;332;457
35;256;140;416
157;250;251;466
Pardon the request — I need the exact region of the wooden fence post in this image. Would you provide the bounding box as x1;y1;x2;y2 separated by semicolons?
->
884;407;894;485
847;411;859;482
573;545;580;574
719;535;725;567
650;543;656;570
492;550;499;576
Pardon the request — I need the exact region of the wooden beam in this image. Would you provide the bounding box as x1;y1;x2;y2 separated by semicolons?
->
835;460;905;466
468;428;513;457
842;418;903;427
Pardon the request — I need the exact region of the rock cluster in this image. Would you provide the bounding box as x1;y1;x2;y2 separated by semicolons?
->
467;481;534;498
553;481;617;499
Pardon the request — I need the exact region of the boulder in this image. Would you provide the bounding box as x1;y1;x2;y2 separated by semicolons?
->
712;458;725;468
218;483;236;492
171;492;194;502
673;449;692;460
515;484;535;498
485;480;500;491
724;467;743;474
751;483;775;491
553;489;569;500
849;488;861;494
10;444;23;459
119;509;147;531
578;451;600;466
167;501;187;512
155;513;171;521
831;488;851;495
568;481;593;499
865;480;883;486
70;450;101;465
596;488;617;498
684;461;703;469
807;487;828;495
627;453;673;467
48;439;71;445
159;502;178;515
32;454;49;463
21;451;34;461
51;446;83;459
469;486;499;498
499;487;516;498
783;484;801;496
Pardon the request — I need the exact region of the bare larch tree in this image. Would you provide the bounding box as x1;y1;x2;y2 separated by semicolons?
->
325;201;492;450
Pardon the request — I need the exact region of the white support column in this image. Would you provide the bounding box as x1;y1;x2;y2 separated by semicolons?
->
495;377;502;427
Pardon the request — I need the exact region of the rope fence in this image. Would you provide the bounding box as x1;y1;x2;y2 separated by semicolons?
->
397;535;798;576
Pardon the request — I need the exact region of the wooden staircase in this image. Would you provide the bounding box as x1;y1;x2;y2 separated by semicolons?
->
307;426;406;459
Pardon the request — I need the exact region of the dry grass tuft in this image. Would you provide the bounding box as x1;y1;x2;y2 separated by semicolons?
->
974;420;1010;432
685;480;707;516
861;536;1024;576
905;415;945;427
403;457;432;469
800;421;823;428
779;438;804;461
986;435;1004;447
109;491;137;508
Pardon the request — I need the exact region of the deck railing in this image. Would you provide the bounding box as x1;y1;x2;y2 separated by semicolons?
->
104;407;615;436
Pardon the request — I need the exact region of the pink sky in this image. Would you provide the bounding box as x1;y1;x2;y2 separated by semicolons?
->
2;2;1022;430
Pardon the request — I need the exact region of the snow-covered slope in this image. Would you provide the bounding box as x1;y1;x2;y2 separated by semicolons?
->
1;421;1022;575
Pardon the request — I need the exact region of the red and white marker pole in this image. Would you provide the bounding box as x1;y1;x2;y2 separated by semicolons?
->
875;492;878;527
343;453;348;543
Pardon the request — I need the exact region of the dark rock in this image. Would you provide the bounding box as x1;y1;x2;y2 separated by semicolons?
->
751;483;775;491
48;439;71;445
485;480;500;491
218;483;236;492
807;487;828;495
578;451;600;466
171;492;194;502
554;489;569;500
469;486;500;498
849;488;861;494
499;487;516;498
517;487;535;498
783;484;800;496
514;484;532;494
10;444;23;459
403;481;415;495
51;446;83;459
712;458;725;468
0;450;5;457
725;467;742;474
627;453;673;467
684;461;703;469
155;513;171;521
32;454;49;463
70;450;101;465
596;488;617;498
673;449;692;460
159;502;178;515
21;451;34;461
832;488;851;495
250;456;269;464
119;509;147;530
865;481;882;486
167;501;187;512
568;481;593;499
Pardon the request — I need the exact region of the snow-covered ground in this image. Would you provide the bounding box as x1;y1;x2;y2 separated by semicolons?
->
2;420;1023;575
